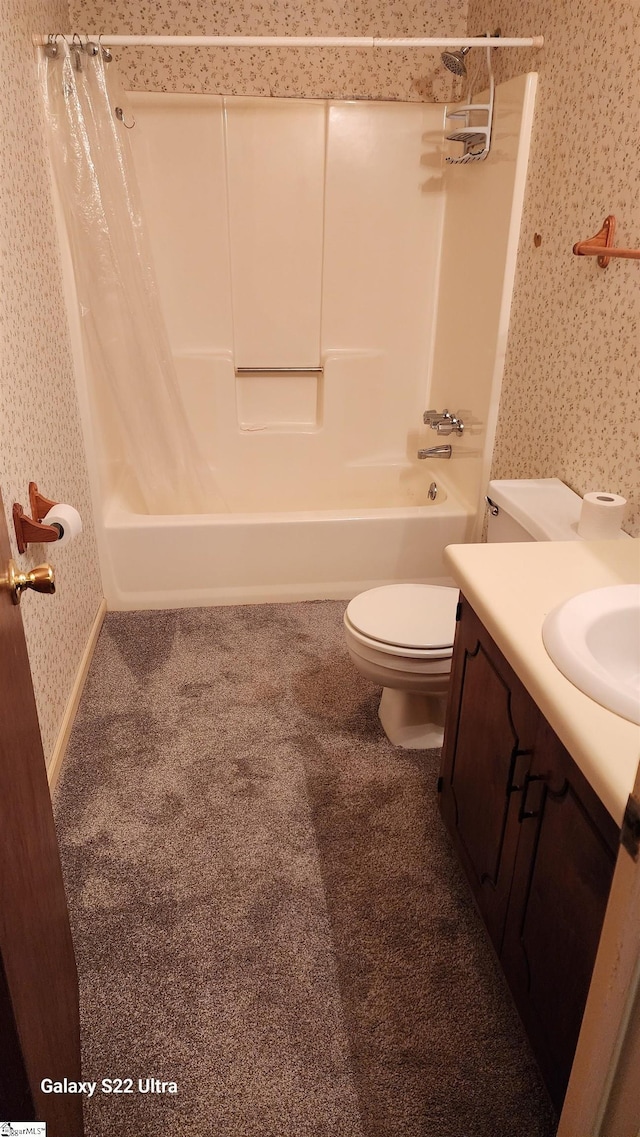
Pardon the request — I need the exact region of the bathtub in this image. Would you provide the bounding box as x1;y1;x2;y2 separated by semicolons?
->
100;465;475;610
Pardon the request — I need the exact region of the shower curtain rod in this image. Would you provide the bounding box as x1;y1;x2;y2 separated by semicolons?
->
34;33;544;49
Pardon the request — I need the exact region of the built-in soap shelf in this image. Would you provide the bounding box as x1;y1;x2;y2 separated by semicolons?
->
234;366;323;432
445;72;495;164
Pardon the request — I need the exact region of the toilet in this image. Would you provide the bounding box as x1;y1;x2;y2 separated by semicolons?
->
344;477;629;748
344;582;459;748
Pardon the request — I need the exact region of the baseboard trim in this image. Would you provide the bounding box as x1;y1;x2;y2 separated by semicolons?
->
47;598;107;794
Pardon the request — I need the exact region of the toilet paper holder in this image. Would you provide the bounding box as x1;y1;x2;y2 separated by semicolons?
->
13;482;62;553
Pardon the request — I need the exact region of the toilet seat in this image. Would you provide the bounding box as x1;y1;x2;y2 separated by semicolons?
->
344;615;453;660
345;584;458;658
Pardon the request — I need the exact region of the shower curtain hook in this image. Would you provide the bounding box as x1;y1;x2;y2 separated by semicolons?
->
71;32;84;70
98;34;113;62
115;105;136;129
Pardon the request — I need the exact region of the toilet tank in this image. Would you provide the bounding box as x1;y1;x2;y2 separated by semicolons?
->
486;479;583;543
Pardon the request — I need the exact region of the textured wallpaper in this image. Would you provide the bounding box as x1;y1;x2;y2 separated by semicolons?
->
67;0;467;101
467;0;639;535
0;0;104;763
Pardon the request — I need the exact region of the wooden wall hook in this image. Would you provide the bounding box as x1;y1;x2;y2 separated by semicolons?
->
573;214;640;268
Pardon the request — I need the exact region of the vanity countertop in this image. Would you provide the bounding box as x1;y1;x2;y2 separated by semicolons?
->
444;538;640;826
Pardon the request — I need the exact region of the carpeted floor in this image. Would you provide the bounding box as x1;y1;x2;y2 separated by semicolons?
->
54;601;557;1137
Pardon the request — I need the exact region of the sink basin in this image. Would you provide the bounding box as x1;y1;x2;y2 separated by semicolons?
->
542;584;640;724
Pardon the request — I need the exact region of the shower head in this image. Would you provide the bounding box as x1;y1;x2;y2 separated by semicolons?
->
440;46;472;76
441;31;500;77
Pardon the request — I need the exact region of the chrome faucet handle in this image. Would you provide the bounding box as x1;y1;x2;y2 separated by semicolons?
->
423;408;464;434
423;408;451;425
435;416;464;435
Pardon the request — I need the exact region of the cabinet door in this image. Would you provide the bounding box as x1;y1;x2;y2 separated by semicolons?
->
501;717;618;1110
439;597;538;952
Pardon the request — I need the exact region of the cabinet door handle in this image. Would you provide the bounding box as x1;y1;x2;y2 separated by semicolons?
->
519;773;546;821
507;747;532;794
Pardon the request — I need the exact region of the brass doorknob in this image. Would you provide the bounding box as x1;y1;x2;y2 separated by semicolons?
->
1;560;55;605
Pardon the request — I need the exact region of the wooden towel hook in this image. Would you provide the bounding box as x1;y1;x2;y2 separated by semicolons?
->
573;215;640;268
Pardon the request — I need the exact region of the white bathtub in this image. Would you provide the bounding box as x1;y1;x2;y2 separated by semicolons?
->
100;466;475;610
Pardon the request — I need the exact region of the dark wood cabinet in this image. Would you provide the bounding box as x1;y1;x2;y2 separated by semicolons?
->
439;595;619;1111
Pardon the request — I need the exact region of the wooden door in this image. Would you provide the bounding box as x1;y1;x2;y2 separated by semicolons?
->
439;597;538;951
0;487;83;1136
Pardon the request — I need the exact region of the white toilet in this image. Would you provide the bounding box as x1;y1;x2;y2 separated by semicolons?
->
344;583;458;748
344;478;628;748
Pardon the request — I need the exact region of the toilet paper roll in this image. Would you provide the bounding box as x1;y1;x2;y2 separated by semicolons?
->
577;492;627;540
42;503;83;548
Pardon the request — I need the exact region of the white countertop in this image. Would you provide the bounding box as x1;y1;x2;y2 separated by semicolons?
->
444;539;640;826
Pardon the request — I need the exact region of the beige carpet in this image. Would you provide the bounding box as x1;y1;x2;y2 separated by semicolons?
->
54;601;557;1137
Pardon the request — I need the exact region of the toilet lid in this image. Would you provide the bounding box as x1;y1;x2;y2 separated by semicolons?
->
346;584;459;650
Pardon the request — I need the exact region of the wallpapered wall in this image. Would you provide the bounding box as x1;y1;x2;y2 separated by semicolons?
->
467;0;639;535
67;0;467;101
0;0;103;763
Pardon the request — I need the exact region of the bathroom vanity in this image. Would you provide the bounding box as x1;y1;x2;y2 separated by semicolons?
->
439;539;639;1111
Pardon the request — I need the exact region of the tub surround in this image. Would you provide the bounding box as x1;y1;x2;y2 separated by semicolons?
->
62;80;536;609
127;95;445;477
444;538;640;824
124;80;535;528
429;72;537;523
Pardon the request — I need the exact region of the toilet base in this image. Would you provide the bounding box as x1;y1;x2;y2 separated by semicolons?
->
378;686;447;749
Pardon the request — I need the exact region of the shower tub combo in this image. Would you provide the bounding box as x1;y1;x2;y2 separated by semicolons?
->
77;91;474;608
55;77;536;609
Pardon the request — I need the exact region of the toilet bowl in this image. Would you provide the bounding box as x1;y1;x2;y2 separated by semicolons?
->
343;583;459;749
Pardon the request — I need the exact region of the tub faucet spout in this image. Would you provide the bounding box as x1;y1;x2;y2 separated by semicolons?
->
418;445;452;459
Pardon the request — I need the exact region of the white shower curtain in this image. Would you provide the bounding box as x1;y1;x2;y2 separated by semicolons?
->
40;40;225;514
